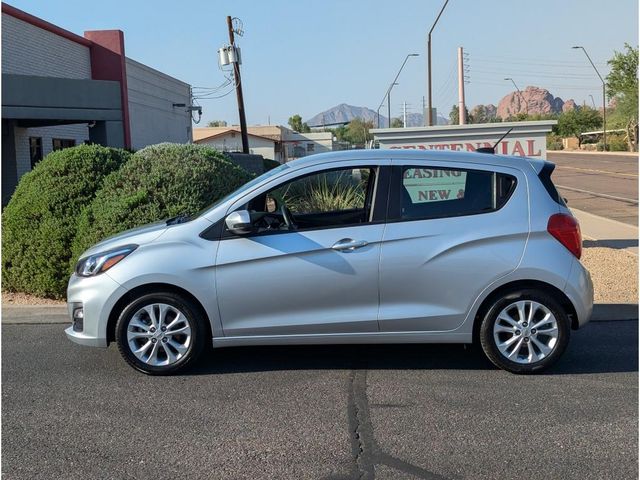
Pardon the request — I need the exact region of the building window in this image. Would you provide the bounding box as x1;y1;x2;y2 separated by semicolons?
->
306;143;315;152
52;138;75;151
29;137;43;169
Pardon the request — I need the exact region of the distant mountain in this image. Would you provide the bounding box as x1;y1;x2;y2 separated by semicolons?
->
306;103;448;128
306;103;381;127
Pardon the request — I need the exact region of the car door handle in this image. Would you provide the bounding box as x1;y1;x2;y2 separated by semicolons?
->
331;238;369;251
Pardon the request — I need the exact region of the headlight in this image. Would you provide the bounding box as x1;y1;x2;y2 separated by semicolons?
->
75;245;138;277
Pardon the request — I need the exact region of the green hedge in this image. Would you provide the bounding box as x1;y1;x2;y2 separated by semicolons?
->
71;143;254;267
2;145;131;298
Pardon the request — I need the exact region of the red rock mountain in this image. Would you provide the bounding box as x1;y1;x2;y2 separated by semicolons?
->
496;86;576;119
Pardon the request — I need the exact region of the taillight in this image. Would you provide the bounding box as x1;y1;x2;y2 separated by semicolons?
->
547;213;582;259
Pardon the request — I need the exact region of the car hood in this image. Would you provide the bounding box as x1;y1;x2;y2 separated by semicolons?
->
81;221;168;258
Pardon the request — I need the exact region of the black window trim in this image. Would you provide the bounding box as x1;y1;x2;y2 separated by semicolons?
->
202;164;392;241
387;164;518;223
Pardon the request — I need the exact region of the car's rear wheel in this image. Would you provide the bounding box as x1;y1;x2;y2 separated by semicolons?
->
479;289;570;374
115;292;206;375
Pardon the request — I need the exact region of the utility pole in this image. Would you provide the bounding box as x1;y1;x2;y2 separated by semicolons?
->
227;16;249;154
427;0;450;126
457;46;466;125
388;88;392;129
403;101;407;128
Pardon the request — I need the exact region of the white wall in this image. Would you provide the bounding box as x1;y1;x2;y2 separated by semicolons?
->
14;124;89;177
125;58;192;150
198;132;276;160
1;13;91;79
282;131;334;160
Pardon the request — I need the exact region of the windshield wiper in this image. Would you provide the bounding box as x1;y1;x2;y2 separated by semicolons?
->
166;213;191;225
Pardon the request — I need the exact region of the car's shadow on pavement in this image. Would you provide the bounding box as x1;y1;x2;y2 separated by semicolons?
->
186;318;638;376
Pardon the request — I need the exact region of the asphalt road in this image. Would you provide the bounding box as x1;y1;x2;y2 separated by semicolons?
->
547;152;638;226
2;321;638;479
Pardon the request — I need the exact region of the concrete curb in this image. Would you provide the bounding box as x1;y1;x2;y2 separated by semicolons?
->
1;303;636;325
590;304;638;322
2;305;68;324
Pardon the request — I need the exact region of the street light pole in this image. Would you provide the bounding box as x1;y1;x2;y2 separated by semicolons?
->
589;94;596;109
377;54;418;129
573;46;607;150
427;0;450;126
504;77;528;116
376;82;397;128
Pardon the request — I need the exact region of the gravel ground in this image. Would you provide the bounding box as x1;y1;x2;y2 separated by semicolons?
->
1;291;65;306
581;246;638;304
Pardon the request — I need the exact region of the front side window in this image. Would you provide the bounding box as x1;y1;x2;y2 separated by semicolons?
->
243;166;376;232
400;166;516;221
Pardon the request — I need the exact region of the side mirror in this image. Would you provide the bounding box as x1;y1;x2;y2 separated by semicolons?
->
225;210;254;235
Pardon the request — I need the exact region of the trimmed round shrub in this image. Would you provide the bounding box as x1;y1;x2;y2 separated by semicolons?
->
263;158;281;172
71;143;254;266
2;144;131;298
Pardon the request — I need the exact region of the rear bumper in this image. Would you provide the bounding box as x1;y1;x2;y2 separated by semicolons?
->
564;258;594;328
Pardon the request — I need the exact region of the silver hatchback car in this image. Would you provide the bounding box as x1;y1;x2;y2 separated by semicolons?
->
66;150;593;375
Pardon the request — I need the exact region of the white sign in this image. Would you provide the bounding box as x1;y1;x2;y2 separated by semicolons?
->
386;138;543;157
403;168;467;203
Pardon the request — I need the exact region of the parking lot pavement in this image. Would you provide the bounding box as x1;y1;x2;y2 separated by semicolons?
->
2;320;638;480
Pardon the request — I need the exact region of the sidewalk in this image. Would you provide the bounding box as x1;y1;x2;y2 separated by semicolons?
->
572;208;639;256
549;150;639;157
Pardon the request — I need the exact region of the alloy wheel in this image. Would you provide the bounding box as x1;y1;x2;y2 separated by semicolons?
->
493;300;559;364
126;303;192;366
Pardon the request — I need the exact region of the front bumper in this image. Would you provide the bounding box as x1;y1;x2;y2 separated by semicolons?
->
65;326;108;347
65;272;128;348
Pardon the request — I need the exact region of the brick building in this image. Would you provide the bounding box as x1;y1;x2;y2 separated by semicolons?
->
1;3;194;203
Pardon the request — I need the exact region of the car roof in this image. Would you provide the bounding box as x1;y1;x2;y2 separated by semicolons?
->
285;149;545;174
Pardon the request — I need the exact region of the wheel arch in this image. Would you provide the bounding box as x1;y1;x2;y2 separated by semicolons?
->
471;279;579;344
106;283;212;345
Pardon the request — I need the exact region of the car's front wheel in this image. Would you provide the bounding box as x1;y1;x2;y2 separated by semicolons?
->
479;289;570;374
115;292;206;375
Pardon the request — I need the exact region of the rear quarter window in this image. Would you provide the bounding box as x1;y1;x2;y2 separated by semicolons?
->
398;166;516;221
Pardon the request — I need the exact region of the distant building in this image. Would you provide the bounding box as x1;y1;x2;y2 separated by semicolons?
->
1;3;193;203
282;131;335;159
193;126;340;163
194;128;280;162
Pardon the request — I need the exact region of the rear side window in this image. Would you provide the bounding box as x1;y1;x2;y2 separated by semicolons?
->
399;166;516;221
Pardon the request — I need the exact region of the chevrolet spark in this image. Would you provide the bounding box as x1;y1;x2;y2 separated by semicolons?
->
66;150;593;375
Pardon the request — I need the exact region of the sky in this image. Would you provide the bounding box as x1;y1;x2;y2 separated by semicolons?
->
7;0;638;126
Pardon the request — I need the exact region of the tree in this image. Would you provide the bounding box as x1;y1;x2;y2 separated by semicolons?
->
449;104;471;125
390;117;404;128
556;107;602;147
470;105;499;124
207;120;227;127
341;118;373;146
288;114;311;133
606;44;638;151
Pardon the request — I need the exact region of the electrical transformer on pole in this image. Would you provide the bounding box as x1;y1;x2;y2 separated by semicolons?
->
225;16;249;154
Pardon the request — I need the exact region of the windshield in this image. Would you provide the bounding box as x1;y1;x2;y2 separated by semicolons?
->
195;163;290;218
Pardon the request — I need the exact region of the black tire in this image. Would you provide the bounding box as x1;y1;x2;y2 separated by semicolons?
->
479;289;570;374
115;292;206;375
